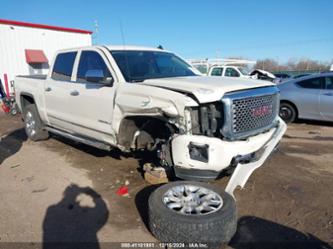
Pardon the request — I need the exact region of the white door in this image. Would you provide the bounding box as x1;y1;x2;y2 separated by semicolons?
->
44;51;78;131
65;49;116;144
319;77;333;121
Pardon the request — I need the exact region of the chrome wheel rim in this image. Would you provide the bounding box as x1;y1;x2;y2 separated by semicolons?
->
162;184;223;215
25;111;36;137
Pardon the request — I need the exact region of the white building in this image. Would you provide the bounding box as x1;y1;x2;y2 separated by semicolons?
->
0;19;92;96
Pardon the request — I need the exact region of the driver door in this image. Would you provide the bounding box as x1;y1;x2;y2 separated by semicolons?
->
66;49;117;144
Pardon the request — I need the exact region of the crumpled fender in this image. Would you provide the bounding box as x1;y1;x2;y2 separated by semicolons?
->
112;83;198;133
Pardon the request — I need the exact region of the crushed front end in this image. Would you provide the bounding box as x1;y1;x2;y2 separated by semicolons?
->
170;86;287;196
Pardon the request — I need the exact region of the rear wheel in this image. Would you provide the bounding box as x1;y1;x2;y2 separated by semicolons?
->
24;104;49;141
279;102;297;123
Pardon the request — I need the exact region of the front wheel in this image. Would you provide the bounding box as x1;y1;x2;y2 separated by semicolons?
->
279;102;297;123
24;104;49;141
148;181;237;248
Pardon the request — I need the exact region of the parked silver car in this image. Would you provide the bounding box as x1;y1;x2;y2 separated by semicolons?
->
278;72;333;123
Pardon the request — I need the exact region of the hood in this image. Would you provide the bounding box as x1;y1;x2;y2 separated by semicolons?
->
250;69;276;79
142;76;274;103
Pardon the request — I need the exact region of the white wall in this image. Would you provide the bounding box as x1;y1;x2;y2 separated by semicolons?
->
0;23;92;95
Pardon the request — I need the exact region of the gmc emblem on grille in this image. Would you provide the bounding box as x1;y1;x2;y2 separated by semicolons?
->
252;105;273;117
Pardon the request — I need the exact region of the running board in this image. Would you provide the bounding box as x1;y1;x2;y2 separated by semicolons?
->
46;127;111;151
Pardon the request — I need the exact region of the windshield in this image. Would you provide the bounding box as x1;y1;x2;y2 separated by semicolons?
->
238;67;250;76
111;50;198;82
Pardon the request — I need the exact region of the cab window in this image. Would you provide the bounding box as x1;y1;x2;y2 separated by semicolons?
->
225;68;240;77
211;67;223;76
77;51;112;84
51;52;77;81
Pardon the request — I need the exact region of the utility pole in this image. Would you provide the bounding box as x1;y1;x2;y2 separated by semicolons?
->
92;20;99;45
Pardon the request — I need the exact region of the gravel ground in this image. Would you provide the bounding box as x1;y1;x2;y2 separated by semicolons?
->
0;112;332;249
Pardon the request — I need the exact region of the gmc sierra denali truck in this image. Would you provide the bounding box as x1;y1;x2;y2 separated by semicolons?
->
15;45;286;197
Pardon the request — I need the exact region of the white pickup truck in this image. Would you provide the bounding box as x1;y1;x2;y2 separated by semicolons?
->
208;65;251;78
15;45;286;244
15;45;286;195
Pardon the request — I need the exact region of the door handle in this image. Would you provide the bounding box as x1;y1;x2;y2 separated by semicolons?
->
45;87;52;92
70;90;80;96
323;92;333;96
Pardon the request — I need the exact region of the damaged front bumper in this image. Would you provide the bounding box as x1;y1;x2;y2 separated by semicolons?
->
171;118;287;197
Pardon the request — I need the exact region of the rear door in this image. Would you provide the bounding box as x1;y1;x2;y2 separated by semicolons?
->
66;48;117;144
224;67;240;77
44;51;77;131
294;76;324;120
319;77;333;121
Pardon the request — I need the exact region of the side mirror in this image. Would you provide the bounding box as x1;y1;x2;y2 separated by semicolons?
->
85;69;113;86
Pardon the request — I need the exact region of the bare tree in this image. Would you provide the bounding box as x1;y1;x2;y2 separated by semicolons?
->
254;58;330;72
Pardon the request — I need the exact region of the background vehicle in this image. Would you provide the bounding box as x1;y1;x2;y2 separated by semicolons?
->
278;72;333;123
209;65;251;78
293;73;311;79
0;79;18;115
250;69;276;82
188;59;276;82
274;73;292;83
187;58;256;77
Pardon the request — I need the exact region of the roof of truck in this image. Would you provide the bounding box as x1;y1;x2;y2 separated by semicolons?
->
106;45;169;52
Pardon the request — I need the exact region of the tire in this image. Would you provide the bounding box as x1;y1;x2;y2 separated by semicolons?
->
10;107;18;116
279;102;297;123
148;181;237;248
24;104;49;141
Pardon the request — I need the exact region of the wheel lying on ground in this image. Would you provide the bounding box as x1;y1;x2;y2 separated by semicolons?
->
279;102;297;123
148;181;237;247
24;104;49;141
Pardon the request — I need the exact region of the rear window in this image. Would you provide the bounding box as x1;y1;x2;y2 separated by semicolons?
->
52;52;77;81
296;77;323;89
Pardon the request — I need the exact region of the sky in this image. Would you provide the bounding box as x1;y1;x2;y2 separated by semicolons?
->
2;0;333;63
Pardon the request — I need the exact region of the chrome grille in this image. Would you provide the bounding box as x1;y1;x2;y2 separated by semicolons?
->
222;87;279;140
232;94;278;134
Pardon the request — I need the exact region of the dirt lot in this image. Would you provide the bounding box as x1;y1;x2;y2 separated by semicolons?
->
0;112;332;249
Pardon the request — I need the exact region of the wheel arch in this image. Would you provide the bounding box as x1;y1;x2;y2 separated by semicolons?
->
20;92;35;112
117;115;178;150
280;99;299;118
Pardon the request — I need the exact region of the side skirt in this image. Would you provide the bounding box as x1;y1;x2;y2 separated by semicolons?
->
45;127;112;151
